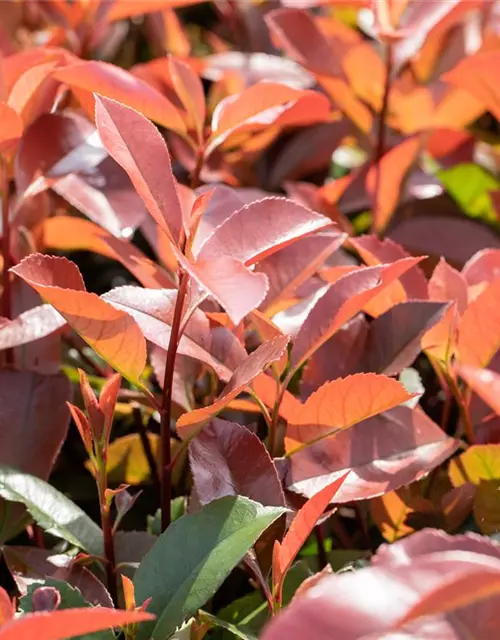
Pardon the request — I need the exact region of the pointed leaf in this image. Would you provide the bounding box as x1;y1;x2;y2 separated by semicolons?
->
428;257;468;313
197;198;333;265
286;373;413;454
290;258;423;372
0;466;102;555
133;496;286;640
366;136;421;233
177;336;289;438
53;61;186;133
11;255;146;384
95;95;183;244
168;56;205;140
273;474;348;592
0;608;154;640
189;419;286;508
287;406;459;502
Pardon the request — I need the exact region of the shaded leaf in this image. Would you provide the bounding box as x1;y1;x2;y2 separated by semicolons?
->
0;102;23;154
0;466;102;555
189;419;285;508
287;406;458;501
286;374;413;454
133;496;286;640
11;254;146;385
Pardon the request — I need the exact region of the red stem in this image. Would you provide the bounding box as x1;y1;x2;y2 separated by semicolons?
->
96;466;117;605
160;267;189;532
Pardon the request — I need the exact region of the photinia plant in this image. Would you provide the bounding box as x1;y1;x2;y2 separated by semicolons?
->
1;1;500;639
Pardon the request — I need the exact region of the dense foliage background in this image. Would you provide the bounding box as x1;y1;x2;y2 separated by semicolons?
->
1;1;500;639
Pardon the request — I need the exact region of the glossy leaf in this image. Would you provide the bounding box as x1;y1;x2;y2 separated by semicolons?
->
457;364;500;417
94;95;184;244
11;254;147;385
133;496;286;640
0;466;102;555
285;373;413;453
0;306;66;350
189;419;286;507
177;336;289;438
196;198;333;265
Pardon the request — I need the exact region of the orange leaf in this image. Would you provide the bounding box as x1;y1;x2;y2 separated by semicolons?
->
53;61;186;133
107;0;202;22
273;474;348;595
11;254;146;385
39;217;173;289
457;279;500;368
169;56;205;142
285;373;414;454
366;136;421;233
0;607;154;640
0;103;22;154
177;336;289;439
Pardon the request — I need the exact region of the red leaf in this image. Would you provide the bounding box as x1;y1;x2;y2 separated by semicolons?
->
102;286;235;381
174;251;269;326
456;365;500;417
366;136;421;233
95;95;184;245
53;61;185;133
0;102;22;154
177;336;289;438
389;216;500;267
258;232;346;310
428;257;468;314
285;373;414;454
458;279;500;368
196;197;334;265
287;406;458;502
272;474;348;594
290;258;423;372
0;370;71;479
189;418;286;507
207;82;330;154
462;249;500;288
444;51;500;122
0;607;154;640
11;255;146;384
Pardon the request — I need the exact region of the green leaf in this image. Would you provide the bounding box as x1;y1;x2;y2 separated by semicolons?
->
19;579;114;640
198;611;254;639
0;466;103;555
134;496;287;640
438;163;500;224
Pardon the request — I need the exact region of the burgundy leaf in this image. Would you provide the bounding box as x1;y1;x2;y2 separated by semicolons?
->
189;418;286;507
